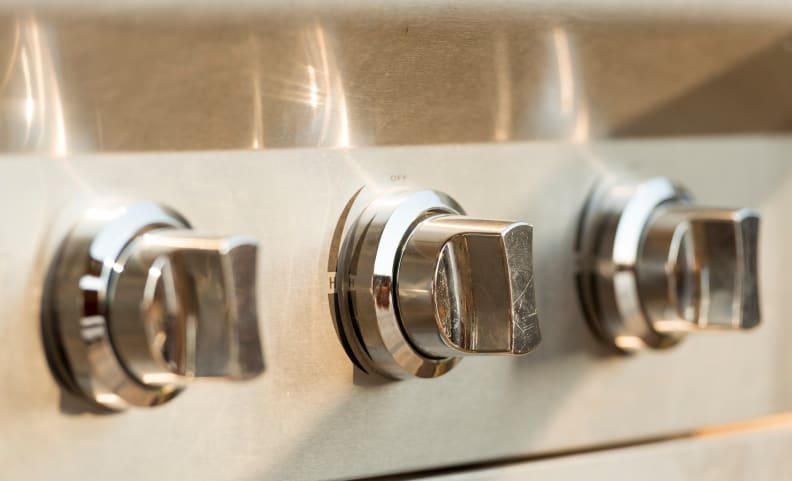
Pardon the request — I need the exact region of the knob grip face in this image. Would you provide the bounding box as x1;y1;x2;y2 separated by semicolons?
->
110;230;264;386
638;207;760;333
397;216;539;358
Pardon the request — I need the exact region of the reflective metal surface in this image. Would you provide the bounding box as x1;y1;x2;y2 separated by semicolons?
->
0;1;791;479
2;146;790;481
577;177;761;353
1;9;792;152
330;189;539;379
43;202;265;410
421;415;792;481
639;206;760;333
111;230;263;384
398;216;538;359
0;16;78;153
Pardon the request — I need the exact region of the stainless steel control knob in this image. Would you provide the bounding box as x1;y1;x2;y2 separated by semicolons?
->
43;202;265;410
577;177;760;353
397;216;537;358
331;189;540;379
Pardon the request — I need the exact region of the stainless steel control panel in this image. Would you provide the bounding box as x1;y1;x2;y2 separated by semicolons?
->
2;2;792;480
1;141;790;480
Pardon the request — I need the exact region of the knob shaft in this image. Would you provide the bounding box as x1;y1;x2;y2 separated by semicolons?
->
397;216;537;358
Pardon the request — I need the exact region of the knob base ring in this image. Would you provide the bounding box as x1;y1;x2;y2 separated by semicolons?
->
577;177;690;353
42;202;189;410
330;189;464;379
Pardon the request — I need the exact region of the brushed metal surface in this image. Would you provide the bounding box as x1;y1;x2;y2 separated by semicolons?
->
416;418;792;481
1;140;791;480
1;10;792;152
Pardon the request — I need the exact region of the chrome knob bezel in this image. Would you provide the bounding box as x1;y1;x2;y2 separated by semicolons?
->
42;201;265;411
330;188;540;379
576;176;760;353
330;189;464;379
43;203;190;410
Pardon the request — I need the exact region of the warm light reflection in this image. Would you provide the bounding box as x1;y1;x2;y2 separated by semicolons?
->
0;20;20;93
493;32;512;142
614;335;645;351
246;21;352;147
571;104;591;143
24;94;33;125
17;23;33;145
141;373;182;385
147;265;162;280
311;21;351;147
307;65;319;109
111;261;124;274
77;274;104;293
549;26;590;143
0;14;89;167
654;319;697;332
552;27;574;116
250;63;264;149
26;17;68;155
138;233;228;250
84;205;127;221
95;393;121;405
694;413;792;437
